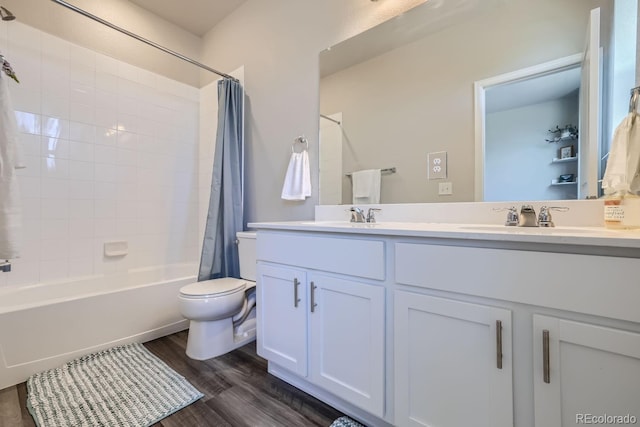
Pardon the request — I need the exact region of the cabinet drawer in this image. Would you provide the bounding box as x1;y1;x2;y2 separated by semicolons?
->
257;232;385;280
395;242;640;323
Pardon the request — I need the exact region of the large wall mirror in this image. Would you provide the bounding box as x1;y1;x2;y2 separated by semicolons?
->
319;0;638;205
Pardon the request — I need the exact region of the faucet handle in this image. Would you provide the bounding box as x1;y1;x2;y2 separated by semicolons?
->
493;206;518;226
538;206;569;227
367;208;382;223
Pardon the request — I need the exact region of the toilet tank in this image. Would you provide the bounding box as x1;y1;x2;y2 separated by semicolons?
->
236;231;257;281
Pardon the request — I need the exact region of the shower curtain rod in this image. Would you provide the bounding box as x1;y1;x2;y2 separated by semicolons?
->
50;0;238;82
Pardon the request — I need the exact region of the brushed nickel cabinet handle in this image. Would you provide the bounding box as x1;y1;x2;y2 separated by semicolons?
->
496;320;503;370
310;281;318;313
543;329;550;384
293;278;300;308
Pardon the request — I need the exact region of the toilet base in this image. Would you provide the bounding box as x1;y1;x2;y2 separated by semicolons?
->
185;316;256;360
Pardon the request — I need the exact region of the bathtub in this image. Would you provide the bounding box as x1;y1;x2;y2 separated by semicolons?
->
0;264;196;390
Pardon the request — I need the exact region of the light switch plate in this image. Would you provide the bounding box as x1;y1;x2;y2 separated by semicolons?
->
438;182;453;195
428;151;447;180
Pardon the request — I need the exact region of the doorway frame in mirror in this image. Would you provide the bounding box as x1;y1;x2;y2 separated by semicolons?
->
474;53;584;201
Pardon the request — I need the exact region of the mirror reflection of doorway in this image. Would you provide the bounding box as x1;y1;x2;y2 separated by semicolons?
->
483;63;581;202
477;3;637;202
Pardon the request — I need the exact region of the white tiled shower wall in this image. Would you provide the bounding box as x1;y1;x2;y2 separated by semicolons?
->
0;22;201;286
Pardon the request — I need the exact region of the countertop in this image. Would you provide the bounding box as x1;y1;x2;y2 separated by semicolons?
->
247;221;640;250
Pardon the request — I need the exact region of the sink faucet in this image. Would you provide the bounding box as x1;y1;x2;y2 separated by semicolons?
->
519;205;538;227
367;208;381;223
350;207;366;223
350;207;381;223
493;206;518;226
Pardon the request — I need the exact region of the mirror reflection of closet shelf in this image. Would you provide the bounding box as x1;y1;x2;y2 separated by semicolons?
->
550;179;577;186
551;156;578;163
545;134;579;144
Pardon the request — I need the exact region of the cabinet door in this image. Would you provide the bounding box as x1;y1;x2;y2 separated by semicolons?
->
256;264;308;376
533;315;640;427
395;291;513;427
308;274;385;417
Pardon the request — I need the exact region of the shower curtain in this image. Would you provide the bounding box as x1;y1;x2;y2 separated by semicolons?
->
198;78;244;281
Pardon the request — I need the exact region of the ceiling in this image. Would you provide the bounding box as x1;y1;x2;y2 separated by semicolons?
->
320;0;497;78
127;0;248;36
486;67;582;113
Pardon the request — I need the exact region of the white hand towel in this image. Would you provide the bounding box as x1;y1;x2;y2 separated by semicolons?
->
352;169;381;204
0;72;23;259
602;113;640;195
281;150;311;200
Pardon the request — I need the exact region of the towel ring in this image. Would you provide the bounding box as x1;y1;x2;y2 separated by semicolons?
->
292;135;309;153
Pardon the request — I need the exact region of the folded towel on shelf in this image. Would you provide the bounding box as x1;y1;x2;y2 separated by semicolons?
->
281;150;311;200
0;72;23;259
352;169;381;204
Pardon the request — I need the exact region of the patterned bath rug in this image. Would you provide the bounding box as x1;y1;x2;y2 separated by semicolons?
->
330;416;367;427
26;342;203;427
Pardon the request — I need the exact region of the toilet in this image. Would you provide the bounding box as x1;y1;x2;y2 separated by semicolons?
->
178;231;257;360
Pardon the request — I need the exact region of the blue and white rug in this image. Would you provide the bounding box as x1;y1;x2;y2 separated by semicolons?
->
26;342;203;427
331;416;367;427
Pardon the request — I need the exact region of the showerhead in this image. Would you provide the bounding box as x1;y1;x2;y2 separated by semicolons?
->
0;6;15;21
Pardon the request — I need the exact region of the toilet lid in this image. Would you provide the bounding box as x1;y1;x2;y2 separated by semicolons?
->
180;278;247;298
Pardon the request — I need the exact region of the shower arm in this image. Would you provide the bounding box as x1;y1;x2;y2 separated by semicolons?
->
49;0;238;82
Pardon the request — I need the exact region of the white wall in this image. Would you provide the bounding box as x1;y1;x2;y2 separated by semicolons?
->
199;0;612;221
200;0;425;222
0;22;200;287
1;0;203;87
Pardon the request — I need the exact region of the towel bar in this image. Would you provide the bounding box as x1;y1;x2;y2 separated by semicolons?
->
346;167;396;177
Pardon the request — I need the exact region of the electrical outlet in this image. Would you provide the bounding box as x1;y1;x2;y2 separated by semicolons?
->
438;182;453;195
428;151;447;180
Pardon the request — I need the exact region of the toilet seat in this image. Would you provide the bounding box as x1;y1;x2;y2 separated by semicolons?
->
179;278;247;299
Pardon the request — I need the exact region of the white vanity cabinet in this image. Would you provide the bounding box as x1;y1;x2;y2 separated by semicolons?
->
532;315;640;427
394;291;513;427
395;240;640;427
255;231;387;419
308;273;385;417
257;264;308;376
251;222;640;427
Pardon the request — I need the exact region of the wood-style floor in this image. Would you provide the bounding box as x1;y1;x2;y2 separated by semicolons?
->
0;331;344;427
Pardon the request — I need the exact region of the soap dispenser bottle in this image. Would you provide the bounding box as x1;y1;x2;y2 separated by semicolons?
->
604;191;640;229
